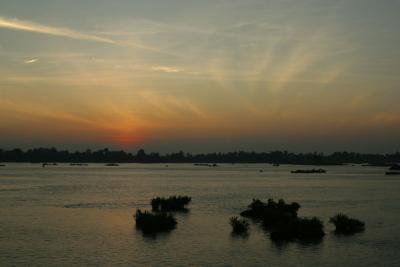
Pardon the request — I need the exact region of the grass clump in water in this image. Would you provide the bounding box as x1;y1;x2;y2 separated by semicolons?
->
151;195;192;212
134;209;177;234
240;198;325;242
240;198;300;226
270;217;325;242
329;213;365;235
230;216;250;234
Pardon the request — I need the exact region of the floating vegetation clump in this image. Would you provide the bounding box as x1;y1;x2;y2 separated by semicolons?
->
134;209;177;234
239;198;325;242
329;213;365;235
151;196;192;212
240;198;300;224
270;217;325;242
295;217;325;240
230;216;250;234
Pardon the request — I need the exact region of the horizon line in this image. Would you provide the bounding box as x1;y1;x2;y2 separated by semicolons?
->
1;147;399;156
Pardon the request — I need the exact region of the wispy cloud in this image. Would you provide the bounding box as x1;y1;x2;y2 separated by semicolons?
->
0;16;158;52
24;58;39;64
151;66;183;73
0;16;116;44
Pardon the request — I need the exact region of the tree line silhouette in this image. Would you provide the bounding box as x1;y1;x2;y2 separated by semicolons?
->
0;148;399;165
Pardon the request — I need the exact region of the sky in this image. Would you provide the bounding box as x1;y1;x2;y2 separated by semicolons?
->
0;0;399;153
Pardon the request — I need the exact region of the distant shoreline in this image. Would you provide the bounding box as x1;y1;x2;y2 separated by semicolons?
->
0;148;399;165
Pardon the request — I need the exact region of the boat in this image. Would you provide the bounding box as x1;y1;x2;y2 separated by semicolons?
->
70;163;88;166
194;163;218;167
385;171;400;175
105;163;119;166
389;165;400;171
291;168;326;174
385;165;400;175
42;162;57;168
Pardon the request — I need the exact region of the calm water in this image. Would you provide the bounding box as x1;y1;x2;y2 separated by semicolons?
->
0;163;399;266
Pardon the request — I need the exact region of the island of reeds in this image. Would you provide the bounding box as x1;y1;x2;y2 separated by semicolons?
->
134;195;192;234
133;195;365;243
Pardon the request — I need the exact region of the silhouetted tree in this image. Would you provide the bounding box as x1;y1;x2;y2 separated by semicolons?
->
0;147;399;164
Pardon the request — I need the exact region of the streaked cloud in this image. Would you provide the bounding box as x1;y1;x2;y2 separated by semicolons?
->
151;66;183;73
0;16;115;44
0;16;158;51
23;58;39;64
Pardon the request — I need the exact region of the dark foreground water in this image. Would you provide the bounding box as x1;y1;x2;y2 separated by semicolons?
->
0;163;399;266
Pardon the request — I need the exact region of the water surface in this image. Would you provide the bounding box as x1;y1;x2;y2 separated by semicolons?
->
1;164;399;266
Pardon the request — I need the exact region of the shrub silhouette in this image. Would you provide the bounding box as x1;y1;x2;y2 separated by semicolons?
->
239;198;325;242
270;217;325;242
151;196;192;212
230;216;250;234
240;199;300;227
269;217;297;241
295;217;325;240
329;213;365;235
134;209;177;233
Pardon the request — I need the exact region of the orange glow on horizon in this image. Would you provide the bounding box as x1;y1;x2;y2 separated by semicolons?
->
110;134;143;148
